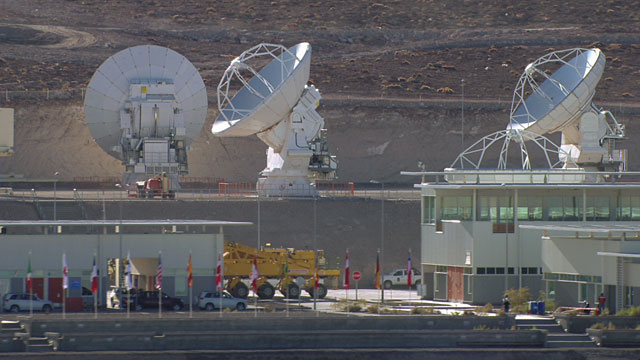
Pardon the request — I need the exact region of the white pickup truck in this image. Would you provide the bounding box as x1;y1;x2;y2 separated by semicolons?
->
382;269;421;289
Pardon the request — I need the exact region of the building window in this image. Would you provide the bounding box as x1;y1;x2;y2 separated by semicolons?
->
507;267;515;275
478;195;513;223
517;196;543;221
496;267;505;274
435;265;448;273
548;281;556;300
585;195;610;221
476;267;486;275
624;286;634;307
486;267;496;275
528;267;538;275
617;195;640;221
548;195;582;221
422;196;436;224
440;196;472;220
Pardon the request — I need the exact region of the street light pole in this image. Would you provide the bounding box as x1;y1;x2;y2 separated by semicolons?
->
53;172;59;221
370;180;385;303
461;79;465;153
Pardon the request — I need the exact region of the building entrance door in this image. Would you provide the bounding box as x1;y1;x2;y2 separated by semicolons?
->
48;277;63;304
26;278;45;299
447;266;464;302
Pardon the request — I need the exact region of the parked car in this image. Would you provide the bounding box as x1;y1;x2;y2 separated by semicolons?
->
3;293;54;313
122;290;184;311
197;290;247;311
382;268;422;289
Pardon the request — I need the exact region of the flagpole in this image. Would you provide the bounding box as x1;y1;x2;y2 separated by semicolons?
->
158;251;162;319
28;251;33;318
345;249;349;317
126;251;131;319
62;253;67;320
188;250;193;319
93;253;97;319
217;252;222;318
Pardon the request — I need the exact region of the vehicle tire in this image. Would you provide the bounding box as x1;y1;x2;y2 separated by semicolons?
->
284;283;300;299
232;282;249;299
42;304;52;314
311;284;328;299
172;303;182;311
205;303;214;311
10;305;19;313
236;302;246;311
257;283;275;299
383;280;392;289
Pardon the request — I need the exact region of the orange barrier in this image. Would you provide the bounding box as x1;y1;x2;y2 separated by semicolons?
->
218;182;256;196
316;182;355;196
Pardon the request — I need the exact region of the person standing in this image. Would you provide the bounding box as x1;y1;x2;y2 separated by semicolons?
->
503;294;510;313
598;293;606;315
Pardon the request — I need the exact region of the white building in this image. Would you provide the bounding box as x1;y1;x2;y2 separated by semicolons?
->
410;170;640;312
0;220;250;307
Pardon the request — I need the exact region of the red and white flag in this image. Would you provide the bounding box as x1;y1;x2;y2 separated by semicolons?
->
156;252;163;290
344;249;350;290
187;252;193;288
26;255;32;293
62;253;69;290
407;250;412;286
91;255;98;293
249;257;258;292
216;253;223;291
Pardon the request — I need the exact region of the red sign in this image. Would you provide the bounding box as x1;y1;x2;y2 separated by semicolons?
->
353;271;361;281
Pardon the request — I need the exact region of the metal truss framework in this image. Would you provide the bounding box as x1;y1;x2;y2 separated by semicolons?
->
217;44;300;123
451;130;566;170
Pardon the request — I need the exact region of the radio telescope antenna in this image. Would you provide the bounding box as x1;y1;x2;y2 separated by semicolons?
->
452;48;626;173
213;43;337;196
508;48;625;171
84;45;207;189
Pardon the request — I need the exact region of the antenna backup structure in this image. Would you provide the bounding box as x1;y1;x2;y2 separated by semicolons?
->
213;43;337;196
451;48;626;179
84;45;208;189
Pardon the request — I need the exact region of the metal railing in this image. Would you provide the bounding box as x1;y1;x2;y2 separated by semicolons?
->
2;186;420;202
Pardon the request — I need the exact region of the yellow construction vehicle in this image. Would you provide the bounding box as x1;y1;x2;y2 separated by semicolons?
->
223;242;340;299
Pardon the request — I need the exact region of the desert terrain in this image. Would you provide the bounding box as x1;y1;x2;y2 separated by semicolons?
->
1;0;640;182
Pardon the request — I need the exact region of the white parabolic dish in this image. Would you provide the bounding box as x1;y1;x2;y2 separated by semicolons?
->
213;43;311;137
84;45;207;158
508;48;605;137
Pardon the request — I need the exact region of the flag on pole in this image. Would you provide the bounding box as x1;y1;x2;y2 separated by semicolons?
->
250;257;258;292
375;251;381;290
344;249;350;290
125;251;133;290
91;255;98;294
156;252;163;290
216;253;222;291
26;255;32;293
62;253;69;290
187;252;193;288
407;250;412;286
91;255;98;293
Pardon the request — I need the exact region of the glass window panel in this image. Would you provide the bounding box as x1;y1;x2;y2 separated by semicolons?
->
548;196;563;220
477;268;486;275
632;196;640;221
459;196;472;220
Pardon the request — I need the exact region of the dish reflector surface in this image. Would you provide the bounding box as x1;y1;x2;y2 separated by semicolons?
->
84;45;207;158
508;48;604;136
213;43;311;137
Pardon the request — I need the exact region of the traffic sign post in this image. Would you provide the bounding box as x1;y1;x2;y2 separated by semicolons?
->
353;272;361;301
